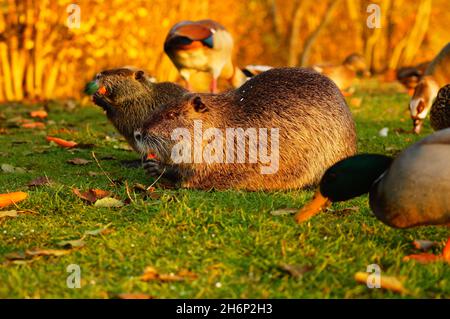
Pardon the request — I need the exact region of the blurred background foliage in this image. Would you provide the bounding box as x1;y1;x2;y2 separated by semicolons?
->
0;0;449;101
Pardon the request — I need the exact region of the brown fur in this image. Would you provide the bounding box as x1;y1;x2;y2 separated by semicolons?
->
137;67;357;191
90;67;187;151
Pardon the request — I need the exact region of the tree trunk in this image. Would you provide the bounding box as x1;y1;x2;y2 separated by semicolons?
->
300;0;341;67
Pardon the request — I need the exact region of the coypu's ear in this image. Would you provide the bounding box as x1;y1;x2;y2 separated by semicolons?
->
191;96;208;113
134;70;145;81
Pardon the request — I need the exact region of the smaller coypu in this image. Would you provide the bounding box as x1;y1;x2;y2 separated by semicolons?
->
85;67;187;151
134;67;357;191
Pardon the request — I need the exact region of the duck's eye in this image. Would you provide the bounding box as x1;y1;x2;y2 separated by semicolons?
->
417;101;425;114
166;112;178;119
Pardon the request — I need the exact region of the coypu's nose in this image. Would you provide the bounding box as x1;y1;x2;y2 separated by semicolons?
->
134;130;142;143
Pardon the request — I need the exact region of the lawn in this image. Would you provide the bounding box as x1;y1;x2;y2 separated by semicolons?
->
0;80;449;299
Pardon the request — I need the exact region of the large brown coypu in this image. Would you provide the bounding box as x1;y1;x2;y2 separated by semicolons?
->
134;67;357;191
85;67;187;151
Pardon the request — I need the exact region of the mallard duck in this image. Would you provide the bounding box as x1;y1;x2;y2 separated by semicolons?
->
312;53;368;96
430;84;450;131
410;42;450;134
164;19;238;93
295;128;450;258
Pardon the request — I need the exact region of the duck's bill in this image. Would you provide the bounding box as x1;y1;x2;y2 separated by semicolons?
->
412;119;423;134
294;190;331;224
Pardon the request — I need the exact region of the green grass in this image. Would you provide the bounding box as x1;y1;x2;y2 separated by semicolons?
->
0;80;449;299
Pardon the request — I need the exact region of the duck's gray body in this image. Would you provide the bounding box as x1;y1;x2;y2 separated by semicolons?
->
370;128;450;228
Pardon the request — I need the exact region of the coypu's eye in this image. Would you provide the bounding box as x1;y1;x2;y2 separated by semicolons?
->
166;111;178;120
417;100;425;114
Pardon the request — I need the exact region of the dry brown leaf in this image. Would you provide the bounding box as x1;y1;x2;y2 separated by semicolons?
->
73;188;110;203
280;264;313;278
412;239;437;251
67;158;92;165
0;210;18;218
27;176;52;187
403;253;442;264
354;272;408;294
140;267;197;282
25;248;72;257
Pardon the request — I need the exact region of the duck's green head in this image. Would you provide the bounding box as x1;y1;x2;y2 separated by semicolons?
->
320;154;393;202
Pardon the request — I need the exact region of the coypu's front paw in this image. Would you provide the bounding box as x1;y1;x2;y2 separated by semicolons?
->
142;158;165;177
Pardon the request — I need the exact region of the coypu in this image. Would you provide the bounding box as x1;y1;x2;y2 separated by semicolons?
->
410;42;450;134
85;67;187;151
134;67;357;191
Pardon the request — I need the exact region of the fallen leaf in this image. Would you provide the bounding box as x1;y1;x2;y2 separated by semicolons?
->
403;253;442;264
0;192;28;208
25;248;72;257
412;239;437;251
354;272;408;294
280;264;313;278
1;163;26;173
115;293;155;299
46;136;77;148
94;197;124;208
67;158;92;165
22;122;46;129
4;251;27;261
27;176;52;187
30;110;48;119
270;208;297;216
73;188;110;203
0;128;9;135
140;267;197;282
84;223;112;236
57;239;86;249
0;210;18;218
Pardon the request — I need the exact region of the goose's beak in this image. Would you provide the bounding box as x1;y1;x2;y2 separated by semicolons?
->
295;190;331;224
412;119;423;134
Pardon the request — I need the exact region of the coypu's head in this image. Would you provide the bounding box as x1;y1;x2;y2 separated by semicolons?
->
134;94;213;161
84;67;171;151
410;76;439;134
85;67;155;119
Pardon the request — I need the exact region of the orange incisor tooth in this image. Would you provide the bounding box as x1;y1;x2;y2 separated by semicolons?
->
295;190;331;224
147;153;157;160
98;86;107;95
